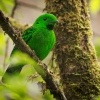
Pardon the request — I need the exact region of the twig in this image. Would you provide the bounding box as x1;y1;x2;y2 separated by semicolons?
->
11;0;17;17
0;10;67;100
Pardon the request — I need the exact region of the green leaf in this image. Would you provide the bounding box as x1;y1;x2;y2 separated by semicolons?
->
3;74;43;100
10;51;36;66
43;90;56;100
0;66;4;78
10;51;46;79
0;33;6;54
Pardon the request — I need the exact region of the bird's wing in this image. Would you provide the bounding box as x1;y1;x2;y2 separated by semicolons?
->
22;26;36;43
11;26;36;55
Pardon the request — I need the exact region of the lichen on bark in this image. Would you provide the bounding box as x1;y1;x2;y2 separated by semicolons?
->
45;0;100;100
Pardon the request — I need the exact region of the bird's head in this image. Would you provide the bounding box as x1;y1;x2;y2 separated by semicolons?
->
33;13;58;30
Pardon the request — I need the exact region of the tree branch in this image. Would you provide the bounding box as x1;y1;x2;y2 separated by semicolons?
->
0;10;67;100
11;0;17;17
3;0;18;70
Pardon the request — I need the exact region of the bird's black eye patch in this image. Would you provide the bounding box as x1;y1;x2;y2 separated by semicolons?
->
43;18;47;21
36;22;39;24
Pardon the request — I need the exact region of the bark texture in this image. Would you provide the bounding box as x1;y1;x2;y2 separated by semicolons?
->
45;0;100;100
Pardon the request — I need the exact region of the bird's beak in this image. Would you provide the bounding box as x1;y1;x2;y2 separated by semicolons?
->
47;20;59;30
53;20;59;24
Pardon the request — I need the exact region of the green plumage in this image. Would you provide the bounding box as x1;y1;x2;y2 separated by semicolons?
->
6;13;57;74
22;26;56;60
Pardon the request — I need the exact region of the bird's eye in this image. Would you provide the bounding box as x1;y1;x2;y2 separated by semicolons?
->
43;18;47;21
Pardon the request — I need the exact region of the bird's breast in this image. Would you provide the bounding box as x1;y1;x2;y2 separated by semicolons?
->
28;29;56;60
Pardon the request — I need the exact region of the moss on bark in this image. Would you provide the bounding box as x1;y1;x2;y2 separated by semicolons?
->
45;0;100;100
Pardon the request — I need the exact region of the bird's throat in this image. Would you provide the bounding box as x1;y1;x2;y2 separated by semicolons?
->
47;24;54;30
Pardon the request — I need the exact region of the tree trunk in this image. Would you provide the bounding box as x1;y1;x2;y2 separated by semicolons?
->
45;0;100;100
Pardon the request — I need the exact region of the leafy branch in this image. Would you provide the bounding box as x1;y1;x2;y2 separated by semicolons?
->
0;10;67;100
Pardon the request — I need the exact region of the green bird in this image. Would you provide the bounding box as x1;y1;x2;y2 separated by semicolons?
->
5;13;58;75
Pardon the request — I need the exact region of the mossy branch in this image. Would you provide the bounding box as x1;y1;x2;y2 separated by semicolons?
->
0;10;67;100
